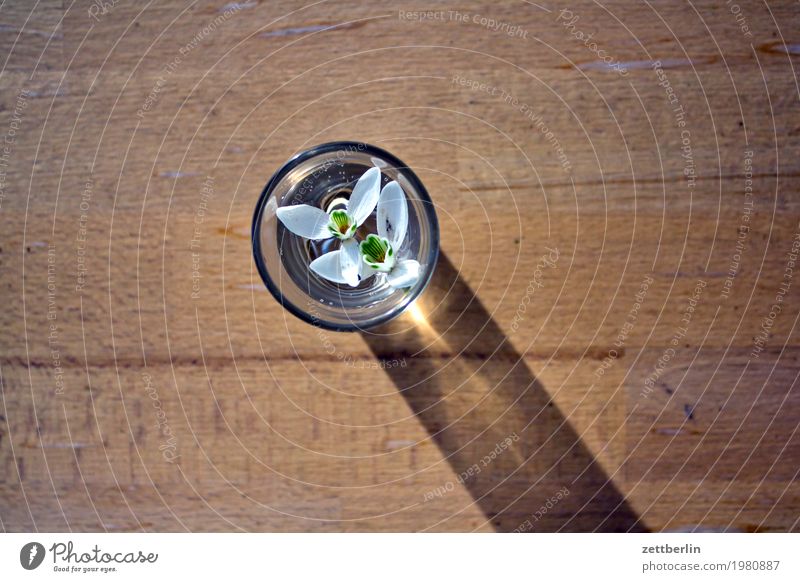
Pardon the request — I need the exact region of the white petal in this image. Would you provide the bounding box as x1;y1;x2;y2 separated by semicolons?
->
276;205;332;239
346;166;381;226
386;259;420;289
339;238;361;287
309;250;348;284
360;268;376;283
377;181;408;247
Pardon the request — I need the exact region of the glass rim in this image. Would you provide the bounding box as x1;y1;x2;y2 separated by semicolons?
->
251;141;440;332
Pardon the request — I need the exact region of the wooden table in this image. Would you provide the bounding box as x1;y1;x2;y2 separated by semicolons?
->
1;0;798;532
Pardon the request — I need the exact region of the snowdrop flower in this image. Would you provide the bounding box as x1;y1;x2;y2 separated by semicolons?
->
359;181;421;289
275;166;381;287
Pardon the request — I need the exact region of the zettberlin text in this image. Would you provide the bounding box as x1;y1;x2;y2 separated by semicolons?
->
642;544;701;554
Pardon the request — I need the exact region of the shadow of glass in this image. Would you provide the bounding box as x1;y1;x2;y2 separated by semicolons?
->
363;253;646;532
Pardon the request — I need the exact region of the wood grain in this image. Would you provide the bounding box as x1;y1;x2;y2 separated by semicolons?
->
1;0;798;532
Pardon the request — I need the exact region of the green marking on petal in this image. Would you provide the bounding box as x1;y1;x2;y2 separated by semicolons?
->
329;209;351;234
360;234;389;264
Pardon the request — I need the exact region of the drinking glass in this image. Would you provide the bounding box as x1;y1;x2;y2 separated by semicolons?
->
252;141;439;331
